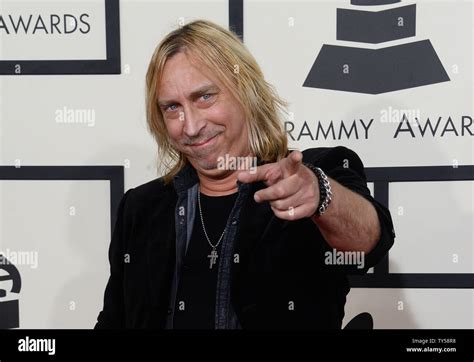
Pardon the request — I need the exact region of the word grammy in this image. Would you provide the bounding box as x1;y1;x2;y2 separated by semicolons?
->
0;13;90;35
217;154;257;174
18;337;55;355
285;119;373;141
324;248;365;269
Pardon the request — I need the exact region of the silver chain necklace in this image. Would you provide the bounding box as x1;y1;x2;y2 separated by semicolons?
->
197;185;235;270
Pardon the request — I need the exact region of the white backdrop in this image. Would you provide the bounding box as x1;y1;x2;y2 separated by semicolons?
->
0;0;472;329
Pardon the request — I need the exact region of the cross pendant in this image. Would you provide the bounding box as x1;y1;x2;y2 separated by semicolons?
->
208;248;218;269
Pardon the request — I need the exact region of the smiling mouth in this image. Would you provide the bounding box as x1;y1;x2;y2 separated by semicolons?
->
190;134;218;147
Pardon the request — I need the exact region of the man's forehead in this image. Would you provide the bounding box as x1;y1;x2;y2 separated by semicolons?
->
157;55;226;103
161;51;210;80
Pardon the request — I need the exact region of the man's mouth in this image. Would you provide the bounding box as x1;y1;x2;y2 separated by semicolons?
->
190;133;219;147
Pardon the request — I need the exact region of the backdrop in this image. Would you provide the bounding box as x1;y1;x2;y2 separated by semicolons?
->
0;0;472;329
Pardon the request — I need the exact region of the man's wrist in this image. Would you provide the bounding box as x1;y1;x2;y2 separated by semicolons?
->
303;163;333;217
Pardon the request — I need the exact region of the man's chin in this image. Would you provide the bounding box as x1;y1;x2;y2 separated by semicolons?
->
189;157;219;171
199;162;218;171
192;159;235;177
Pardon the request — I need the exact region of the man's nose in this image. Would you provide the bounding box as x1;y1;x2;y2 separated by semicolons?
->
182;105;206;138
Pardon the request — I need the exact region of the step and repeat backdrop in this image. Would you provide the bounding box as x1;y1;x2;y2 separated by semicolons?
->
0;0;472;329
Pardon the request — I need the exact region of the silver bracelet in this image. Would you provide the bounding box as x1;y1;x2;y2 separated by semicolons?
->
303;163;333;216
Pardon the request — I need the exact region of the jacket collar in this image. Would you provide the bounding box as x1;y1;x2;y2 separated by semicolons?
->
172;162;198;195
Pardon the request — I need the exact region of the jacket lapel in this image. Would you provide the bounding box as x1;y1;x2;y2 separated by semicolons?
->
146;189;177;327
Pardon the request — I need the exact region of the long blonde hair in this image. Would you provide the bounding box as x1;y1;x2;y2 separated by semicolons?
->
145;19;289;184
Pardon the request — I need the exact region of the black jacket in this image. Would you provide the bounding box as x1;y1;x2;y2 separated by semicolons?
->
95;146;395;329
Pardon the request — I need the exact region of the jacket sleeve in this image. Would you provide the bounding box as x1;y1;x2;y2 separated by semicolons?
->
302;146;396;274
94;188;134;329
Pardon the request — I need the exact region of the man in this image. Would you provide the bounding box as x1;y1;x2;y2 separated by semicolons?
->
95;20;395;329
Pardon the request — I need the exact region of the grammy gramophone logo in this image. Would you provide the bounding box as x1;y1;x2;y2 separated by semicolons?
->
0;255;21;329
303;0;450;94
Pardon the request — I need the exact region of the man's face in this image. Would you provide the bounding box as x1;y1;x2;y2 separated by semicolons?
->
158;52;250;176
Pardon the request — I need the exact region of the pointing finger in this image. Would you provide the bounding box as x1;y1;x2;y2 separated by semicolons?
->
281;150;303;178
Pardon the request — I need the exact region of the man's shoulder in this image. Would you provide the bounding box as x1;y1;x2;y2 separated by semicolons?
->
126;176;175;205
302;145;363;166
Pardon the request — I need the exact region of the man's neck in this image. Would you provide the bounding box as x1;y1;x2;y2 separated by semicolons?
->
197;170;239;196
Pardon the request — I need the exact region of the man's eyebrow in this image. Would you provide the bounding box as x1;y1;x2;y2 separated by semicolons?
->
158;83;219;106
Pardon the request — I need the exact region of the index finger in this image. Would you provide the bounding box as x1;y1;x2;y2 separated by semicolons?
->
236;163;278;185
281;150;303;178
